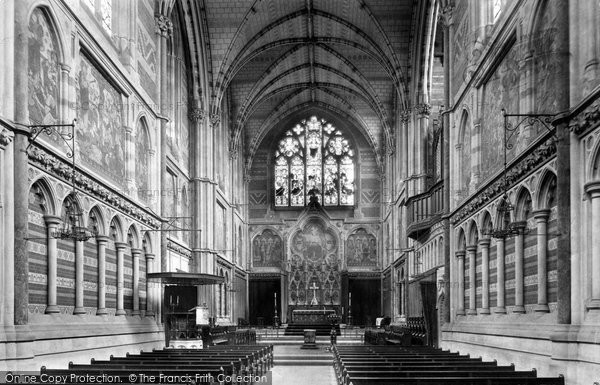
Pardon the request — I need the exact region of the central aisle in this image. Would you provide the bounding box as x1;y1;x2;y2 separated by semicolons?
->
270;345;337;385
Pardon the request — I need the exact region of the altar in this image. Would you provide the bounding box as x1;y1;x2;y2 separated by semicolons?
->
292;308;336;324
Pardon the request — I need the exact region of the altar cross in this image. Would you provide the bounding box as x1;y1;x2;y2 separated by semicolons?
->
309;282;319;305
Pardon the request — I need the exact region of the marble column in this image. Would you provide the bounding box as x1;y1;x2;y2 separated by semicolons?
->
96;235;109;315
494;237;506;313
585;181;600;309
479;238;491;314
466;245;477;315
513;223;527;313
73;240;86;314
43;215;61;314
456;250;465;315
145;253;155;316
115;242;128;316
533;209;551;312
131;248;142;316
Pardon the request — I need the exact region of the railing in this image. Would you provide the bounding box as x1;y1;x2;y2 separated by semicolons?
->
406;180;444;239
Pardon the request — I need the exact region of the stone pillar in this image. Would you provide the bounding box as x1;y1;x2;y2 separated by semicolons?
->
533;209;551;312
585;181;600;309
96;235;108;315
73;240;86;314
131;248;142;316
494;237;506;313
0;129;15;326
466;245;477;315
115;242;128;316
145;253;155;316
13;0;30;325
456;250;465;315
43;215;61;314
513;223;526;313
479;238;491;314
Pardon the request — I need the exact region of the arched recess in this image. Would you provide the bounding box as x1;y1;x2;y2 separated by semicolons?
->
515;187;537;306
287;217;340;306
456;227;466;251
590;143;600;181
528;0;560;113
135;117;152;202
106;215;123;311
251;228;283;268
457;110;472;194
536;171;558;304
167;4;192;169
28;179;57;310
27;6;64;127
237;225;243;267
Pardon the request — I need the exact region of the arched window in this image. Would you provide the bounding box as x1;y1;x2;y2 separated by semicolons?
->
274;116;355;207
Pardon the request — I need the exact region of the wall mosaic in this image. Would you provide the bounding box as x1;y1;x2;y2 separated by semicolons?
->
76;53;125;184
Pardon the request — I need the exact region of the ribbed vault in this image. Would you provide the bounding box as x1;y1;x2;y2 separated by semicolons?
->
198;0;415;164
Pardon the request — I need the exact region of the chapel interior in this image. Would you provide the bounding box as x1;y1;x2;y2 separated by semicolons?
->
1;0;599;384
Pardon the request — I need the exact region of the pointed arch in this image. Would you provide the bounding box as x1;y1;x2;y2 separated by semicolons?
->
88;205;106;236
29;178;57;216
536;170;557;210
515;187;533;221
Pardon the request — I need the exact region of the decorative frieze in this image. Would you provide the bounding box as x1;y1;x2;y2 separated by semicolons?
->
28;146;160;229
451;139;556;225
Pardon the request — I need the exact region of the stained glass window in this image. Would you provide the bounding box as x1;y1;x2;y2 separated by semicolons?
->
274;116;355;207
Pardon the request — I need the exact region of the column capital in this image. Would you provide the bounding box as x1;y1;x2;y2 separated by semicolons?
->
131;248;143;257
95;234;109;244
114;242;129;250
145;253;155;261
478;238;491;247
0;128;14;148
59;62;71;73
455;250;465;258
43;215;62;226
532;208;551;221
466;245;478;253
584;180;600;198
155;14;173;37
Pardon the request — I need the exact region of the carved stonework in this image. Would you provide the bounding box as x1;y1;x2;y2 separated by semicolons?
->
167;242;192;258
441;4;454;27
399;109;410;123
0;128;14;148
451;139;557;225
28;145;160;229
189;108;207;123
570;97;600;135
210;114;221;127
415;103;431;116
155;15;173;37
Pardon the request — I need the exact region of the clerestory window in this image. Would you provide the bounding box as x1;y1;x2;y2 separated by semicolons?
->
274;116;355;207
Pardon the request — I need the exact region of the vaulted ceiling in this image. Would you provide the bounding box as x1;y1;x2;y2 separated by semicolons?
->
200;0;417;161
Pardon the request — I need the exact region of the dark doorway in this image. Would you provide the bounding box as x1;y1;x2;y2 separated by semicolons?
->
249;279;280;326
348;278;381;327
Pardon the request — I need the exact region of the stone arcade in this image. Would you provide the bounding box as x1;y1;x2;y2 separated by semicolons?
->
0;0;599;385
